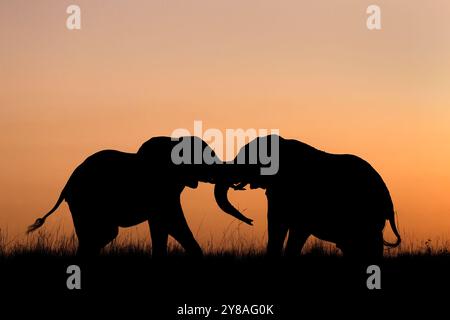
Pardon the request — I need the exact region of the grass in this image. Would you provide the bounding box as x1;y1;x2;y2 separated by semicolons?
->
0;227;449;259
2;227;449;317
1;227;450;302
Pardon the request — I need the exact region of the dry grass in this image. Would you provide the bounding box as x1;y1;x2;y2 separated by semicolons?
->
0;227;449;259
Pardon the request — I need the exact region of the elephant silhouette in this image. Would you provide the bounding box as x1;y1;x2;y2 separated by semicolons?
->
214;135;401;259
27;136;251;257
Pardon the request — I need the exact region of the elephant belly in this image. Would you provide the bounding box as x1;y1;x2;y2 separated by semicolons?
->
305;215;343;244
309;226;341;245
303;206;384;246
108;197;153;227
116;210;149;227
68;192;152;228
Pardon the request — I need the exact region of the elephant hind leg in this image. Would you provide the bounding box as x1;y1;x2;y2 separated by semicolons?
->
364;231;384;262
77;240;102;257
339;231;384;262
75;223;119;258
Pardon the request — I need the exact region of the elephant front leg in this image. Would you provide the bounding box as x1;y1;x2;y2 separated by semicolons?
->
149;217;169;258
267;208;288;257
167;201;203;257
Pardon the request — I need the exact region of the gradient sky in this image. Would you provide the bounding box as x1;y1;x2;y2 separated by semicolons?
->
1;1;450;248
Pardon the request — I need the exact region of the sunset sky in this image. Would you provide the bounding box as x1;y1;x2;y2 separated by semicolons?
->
1;1;450;248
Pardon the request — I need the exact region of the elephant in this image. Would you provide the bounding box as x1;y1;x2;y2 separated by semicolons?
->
27;136;251;257
214;134;401;259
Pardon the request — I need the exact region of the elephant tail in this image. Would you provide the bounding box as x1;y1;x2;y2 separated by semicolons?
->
27;187;66;234
383;210;401;248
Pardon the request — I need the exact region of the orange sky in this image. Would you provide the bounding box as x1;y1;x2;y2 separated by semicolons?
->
1;1;450;248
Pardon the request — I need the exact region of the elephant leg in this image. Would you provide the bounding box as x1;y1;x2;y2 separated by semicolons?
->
148;217;169;258
167;202;203;257
285;228;310;257
340;230;384;262
76;224;119;257
363;230;384;262
267;209;288;257
71;207;119;257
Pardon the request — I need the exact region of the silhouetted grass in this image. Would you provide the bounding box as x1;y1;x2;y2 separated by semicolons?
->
2;227;450;300
1;227;449;259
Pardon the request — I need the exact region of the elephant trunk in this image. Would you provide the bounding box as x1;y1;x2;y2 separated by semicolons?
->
214;181;253;226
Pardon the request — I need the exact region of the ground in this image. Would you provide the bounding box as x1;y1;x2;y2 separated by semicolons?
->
1;231;449;317
1;245;450;317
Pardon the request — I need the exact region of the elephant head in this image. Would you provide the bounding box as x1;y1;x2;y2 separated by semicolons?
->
214;135;281;225
137;136;221;187
138;136;255;225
